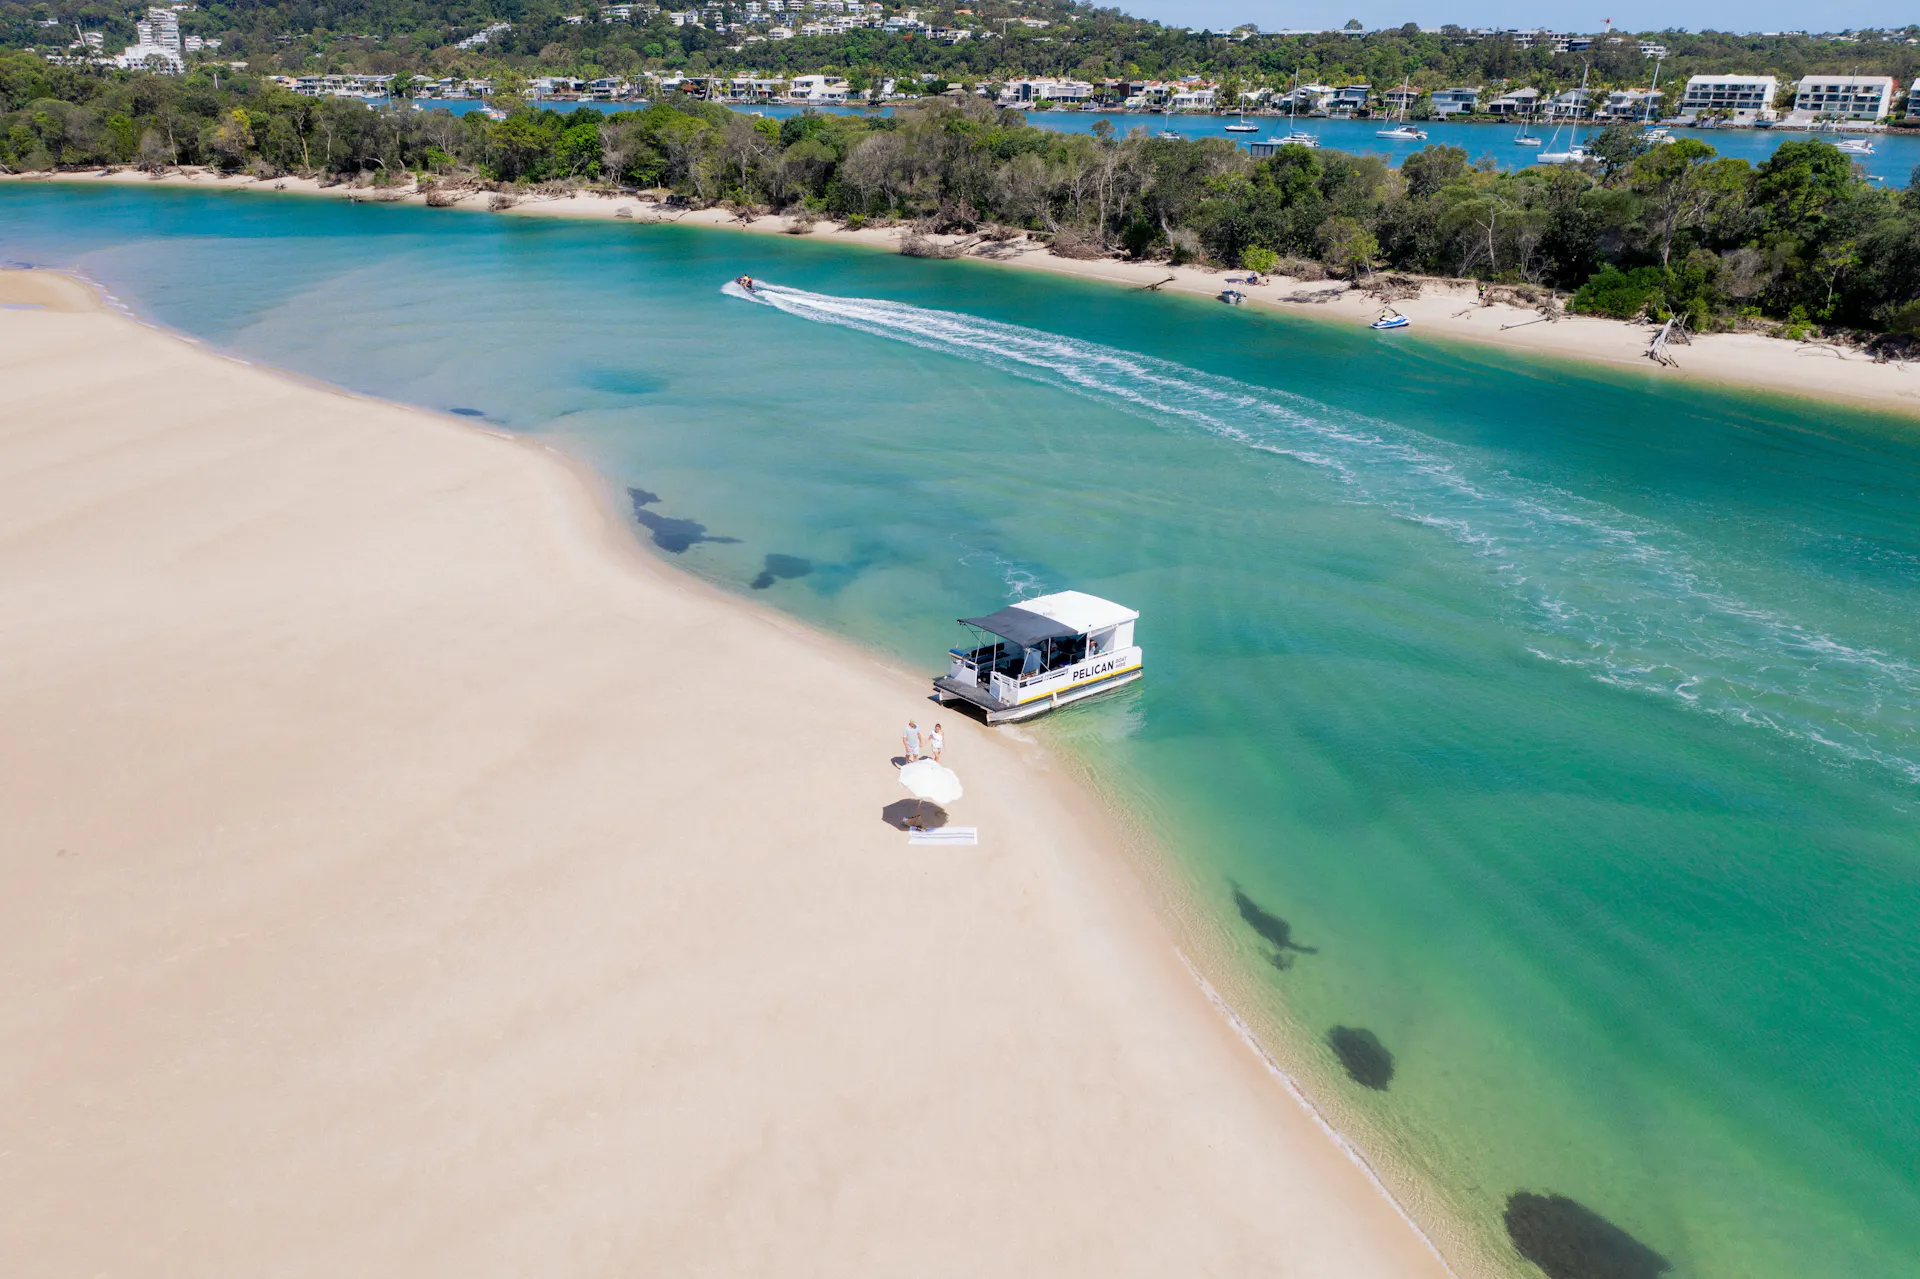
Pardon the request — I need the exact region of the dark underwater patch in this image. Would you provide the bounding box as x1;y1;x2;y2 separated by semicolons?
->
582;367;664;397
750;554;813;590
1327;1026;1395;1090
1504;1192;1670;1279
448;407;485;417
625;487;739;553
1231;883;1318;970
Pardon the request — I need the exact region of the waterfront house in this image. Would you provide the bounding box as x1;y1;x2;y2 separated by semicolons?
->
1430;87;1480;116
1002;78;1094;105
1382;84;1420;111
1597;88;1662;121
1169;86;1217;111
1545;87;1592;120
1679;74;1778;122
787;74;850;103
1327;84;1370;117
1792;75;1895;121
1484;86;1540;117
293;73;395;99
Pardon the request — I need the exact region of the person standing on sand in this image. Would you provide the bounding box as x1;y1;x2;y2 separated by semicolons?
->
927;723;945;762
902;721;921;763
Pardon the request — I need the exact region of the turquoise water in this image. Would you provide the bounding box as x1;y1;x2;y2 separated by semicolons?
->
5;185;1918;1278
431;98;1920;183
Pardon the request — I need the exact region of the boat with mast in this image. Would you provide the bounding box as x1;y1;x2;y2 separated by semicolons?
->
1514;94;1543;146
1639;55;1673;142
1275;70;1320;148
1536;64;1592;165
1376;76;1429;141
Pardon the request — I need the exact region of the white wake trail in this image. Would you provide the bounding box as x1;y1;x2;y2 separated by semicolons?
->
731;281;1920;782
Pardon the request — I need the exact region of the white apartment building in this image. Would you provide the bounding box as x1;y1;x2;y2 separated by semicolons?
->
454;22;510;49
787;73;850;102
1679;74;1778;122
1169;86;1216;111
134;7;180;49
1002;78;1093;104
1793;75;1895;120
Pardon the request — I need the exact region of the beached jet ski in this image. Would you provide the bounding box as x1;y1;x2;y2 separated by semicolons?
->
1370;306;1410;331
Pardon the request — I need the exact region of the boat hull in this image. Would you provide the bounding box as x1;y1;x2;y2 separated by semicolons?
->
934;664;1142;723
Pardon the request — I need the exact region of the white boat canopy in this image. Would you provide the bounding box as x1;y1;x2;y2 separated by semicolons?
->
960;590;1139;644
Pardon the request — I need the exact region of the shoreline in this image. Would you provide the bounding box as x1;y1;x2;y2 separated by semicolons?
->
0;268;1472;1277
6;165;1918;419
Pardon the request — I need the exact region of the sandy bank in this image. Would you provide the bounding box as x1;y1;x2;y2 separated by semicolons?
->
10;166;1919;418
0;270;1458;1277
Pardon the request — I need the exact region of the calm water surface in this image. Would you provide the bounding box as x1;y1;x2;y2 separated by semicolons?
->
431;97;1920;183
4;184;1917;1278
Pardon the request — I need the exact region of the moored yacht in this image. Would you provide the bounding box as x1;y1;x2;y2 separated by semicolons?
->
934;591;1142;723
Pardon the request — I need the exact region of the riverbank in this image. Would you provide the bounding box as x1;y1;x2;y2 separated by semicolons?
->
0;269;1461;1277
8;166;1917;418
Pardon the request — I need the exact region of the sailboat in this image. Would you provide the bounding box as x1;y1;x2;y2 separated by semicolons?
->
1514;95;1543;147
1639;56;1672;143
1376;77;1428;141
1276;70;1320;148
1225;95;1257;133
1536;64;1591;165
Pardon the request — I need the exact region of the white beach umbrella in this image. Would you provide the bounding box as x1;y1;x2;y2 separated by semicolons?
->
899;759;963;806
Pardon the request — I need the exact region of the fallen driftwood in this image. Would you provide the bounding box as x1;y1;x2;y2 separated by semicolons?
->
1646;315;1692;366
1140;274;1177;291
1500;315;1554;331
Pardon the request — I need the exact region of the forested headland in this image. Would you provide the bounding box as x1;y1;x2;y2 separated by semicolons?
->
5;53;1916;342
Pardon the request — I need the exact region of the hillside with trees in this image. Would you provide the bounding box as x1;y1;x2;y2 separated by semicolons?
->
2;1;1916;103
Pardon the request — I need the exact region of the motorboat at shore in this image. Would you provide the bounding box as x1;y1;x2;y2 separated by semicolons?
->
934;591;1142;723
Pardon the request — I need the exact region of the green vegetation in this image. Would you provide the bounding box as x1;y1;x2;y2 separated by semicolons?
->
1;1;1916;104
3;53;1916;339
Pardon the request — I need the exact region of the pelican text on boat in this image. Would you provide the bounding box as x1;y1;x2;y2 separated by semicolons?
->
934;591;1142;723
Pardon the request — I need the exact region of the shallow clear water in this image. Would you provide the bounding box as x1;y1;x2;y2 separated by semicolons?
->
6;184;1918;1278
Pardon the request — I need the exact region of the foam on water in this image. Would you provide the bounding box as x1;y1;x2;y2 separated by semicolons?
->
735;281;1920;782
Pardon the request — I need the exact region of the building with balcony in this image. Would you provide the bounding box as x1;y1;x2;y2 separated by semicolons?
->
1679;74;1778;122
1792;75;1895;121
1430;87;1480;116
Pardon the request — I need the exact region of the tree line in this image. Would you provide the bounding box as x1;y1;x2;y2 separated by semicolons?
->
4;0;1916;102
3;54;1915;338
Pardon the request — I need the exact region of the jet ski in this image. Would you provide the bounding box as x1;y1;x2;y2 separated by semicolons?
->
1370;306;1410;331
734;274;758;293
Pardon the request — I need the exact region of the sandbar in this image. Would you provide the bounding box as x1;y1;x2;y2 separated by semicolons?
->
0;271;1458;1277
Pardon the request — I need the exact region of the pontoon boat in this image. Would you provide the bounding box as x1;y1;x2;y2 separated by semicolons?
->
934;591;1142;723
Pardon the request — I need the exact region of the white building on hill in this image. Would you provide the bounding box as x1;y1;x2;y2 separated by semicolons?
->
1679;74;1778;122
1792;74;1895;121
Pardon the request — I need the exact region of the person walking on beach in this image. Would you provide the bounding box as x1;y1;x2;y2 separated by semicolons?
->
902;721;921;763
927;723;945;762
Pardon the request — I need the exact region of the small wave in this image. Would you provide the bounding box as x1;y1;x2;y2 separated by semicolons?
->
744;281;1920;782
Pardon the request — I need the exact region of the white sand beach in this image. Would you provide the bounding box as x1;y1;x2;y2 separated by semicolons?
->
11;165;1919;418
0;271;1458;1277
